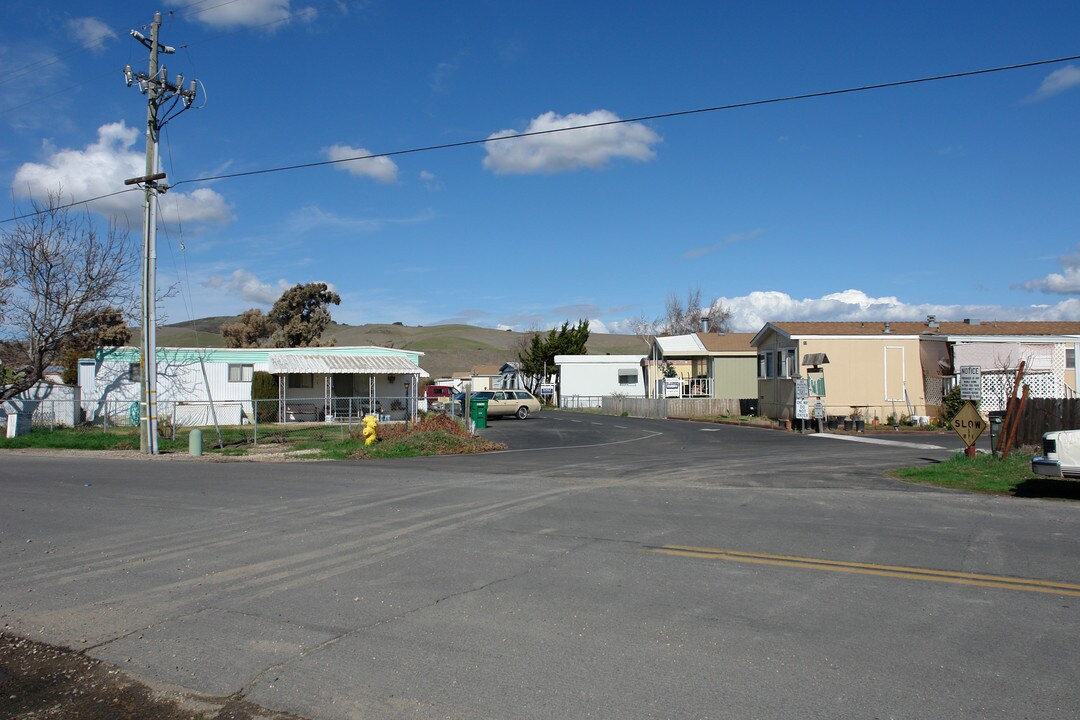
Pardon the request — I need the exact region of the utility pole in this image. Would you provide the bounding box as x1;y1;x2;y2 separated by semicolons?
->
124;11;197;454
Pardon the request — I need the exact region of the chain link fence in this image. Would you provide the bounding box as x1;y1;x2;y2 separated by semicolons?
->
3;395;422;445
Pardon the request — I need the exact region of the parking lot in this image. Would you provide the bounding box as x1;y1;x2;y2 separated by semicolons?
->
2;413;1078;719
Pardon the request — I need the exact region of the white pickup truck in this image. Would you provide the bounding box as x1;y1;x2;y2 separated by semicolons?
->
1031;430;1080;479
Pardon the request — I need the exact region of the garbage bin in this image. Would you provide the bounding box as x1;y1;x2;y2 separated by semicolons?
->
470;397;489;429
988;410;1006;454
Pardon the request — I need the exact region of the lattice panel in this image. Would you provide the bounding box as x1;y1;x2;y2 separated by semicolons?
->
924;375;943;406
980;370;1063;411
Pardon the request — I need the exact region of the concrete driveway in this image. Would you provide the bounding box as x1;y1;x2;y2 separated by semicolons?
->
2;412;1077;719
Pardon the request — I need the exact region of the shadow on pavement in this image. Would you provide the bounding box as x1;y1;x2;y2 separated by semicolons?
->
1012;478;1080;500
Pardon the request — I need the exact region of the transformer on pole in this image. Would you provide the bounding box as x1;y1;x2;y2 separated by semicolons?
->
123;11;198;454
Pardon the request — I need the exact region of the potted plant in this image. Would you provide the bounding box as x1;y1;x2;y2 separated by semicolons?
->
851;406;866;432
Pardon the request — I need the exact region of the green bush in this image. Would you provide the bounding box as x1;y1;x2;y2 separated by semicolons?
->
941;386;971;423
252;370;277;422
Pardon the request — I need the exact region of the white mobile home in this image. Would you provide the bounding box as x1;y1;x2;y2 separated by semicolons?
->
555;355;647;407
79;345;428;426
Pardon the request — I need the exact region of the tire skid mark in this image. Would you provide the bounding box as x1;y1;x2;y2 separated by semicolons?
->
20;484;584;635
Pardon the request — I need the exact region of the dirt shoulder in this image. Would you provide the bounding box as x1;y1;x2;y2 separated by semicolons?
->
0;633;309;719
0;446;325;462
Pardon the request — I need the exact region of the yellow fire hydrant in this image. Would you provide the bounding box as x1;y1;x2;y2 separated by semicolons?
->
362;414;378;446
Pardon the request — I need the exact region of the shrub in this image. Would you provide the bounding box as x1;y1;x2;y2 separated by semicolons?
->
941;386;970;423
252;370;277;422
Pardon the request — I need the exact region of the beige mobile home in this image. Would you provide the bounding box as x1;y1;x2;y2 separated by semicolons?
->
753;322;931;422
752;320;1080;422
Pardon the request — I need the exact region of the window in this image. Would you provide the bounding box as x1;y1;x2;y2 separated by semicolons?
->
780;348;796;378
758;349;795;379
1067;348;1075;370
128;362;141;383
228;364;254;382
287;373;314;389
618;368;638;385
758;351;774;379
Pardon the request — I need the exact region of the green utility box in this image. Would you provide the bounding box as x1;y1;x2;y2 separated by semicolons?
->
470;397;489;429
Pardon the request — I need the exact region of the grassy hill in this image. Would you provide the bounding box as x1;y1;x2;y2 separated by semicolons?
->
154;318;646;380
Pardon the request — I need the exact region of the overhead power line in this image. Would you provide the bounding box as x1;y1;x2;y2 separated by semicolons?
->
168;52;1080;189
3;52;1079;225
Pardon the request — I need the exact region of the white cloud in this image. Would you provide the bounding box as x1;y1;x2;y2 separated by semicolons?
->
66;17;117;53
11;122;233;225
714;288;1080;332
483;110;660;174
419;170;442;190
324;144;398;183
286;204;432;234
685;229;765;258
168;0;316;30
1019;252;1080;294
202;269;292;305
1026;65;1080;103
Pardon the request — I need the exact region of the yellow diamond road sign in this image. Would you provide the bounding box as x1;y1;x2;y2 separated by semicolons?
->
951;400;985;447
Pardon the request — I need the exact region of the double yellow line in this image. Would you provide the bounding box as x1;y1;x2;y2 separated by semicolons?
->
648;545;1080;597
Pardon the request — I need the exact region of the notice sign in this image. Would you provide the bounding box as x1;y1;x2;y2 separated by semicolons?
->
959;365;982;401
950;400;985;447
795;398;810;420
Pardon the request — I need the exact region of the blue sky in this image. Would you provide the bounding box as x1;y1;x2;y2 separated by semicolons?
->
3;1;1080;334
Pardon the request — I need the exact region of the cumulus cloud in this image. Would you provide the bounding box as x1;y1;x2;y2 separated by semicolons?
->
11;122;232;225
713;288;1079;332
66;17;117;53
1018;250;1080;294
1026;65;1080;103
202;269;292;305
324;144;398;183
168;0;316;30
483;110;660;174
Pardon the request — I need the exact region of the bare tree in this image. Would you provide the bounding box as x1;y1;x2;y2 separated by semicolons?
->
658;287;732;336
0;195;136;401
222;308;274;348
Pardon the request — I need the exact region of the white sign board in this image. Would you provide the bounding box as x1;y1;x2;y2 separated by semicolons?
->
539;383;555;397
959;365;982;401
794;378;809;400
663;377;682;398
795;398;810;420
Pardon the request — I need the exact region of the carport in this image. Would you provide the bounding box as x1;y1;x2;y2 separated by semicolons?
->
268;353;428;421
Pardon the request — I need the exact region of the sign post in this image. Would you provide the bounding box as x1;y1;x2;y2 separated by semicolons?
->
794;378;810;430
950;400;985;458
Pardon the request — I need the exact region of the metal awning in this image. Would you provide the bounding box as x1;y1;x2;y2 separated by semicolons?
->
268;353;429;377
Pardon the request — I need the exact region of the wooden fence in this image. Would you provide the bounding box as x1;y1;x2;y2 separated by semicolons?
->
1013;398;1080;447
601;396;747;420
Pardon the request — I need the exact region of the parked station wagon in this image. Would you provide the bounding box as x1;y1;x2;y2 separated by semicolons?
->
471;390;542;419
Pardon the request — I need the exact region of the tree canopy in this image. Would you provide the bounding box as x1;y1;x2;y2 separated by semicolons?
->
517;320;590;393
221;308;274;348
267;282;341;348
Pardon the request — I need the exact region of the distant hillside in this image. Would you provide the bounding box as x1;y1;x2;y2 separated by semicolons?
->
154;318;646;380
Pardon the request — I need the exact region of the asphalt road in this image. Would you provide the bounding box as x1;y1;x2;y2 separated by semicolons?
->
2;412;1078;719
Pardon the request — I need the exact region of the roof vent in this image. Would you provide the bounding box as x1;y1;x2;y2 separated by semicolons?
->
926;314;939;328
700;316;710;334
884;322;891;333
